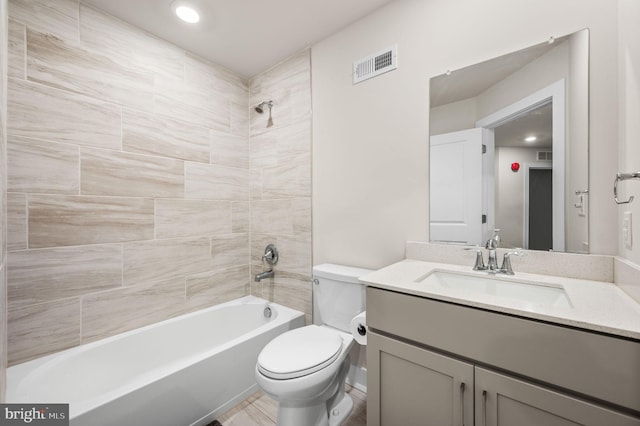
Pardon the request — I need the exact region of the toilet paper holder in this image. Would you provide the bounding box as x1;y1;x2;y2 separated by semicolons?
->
357;324;366;336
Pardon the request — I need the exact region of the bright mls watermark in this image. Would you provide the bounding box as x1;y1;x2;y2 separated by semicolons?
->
0;404;68;425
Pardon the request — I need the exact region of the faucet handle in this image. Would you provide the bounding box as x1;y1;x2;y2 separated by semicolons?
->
465;247;486;271
262;244;279;265
500;250;525;275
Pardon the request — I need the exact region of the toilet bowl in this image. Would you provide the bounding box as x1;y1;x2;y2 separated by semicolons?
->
255;325;355;426
254;264;371;426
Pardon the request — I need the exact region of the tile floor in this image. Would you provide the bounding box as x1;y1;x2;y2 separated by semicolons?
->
216;385;367;426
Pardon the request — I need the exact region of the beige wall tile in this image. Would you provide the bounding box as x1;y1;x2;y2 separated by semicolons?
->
250;50;311;135
232;201;250;234
80;147;184;198
251;199;294;235
251;119;311;199
1;0;7;398
250;169;263;200
154;77;230;132
0;265;6;394
123;109;209;163
29;195;154;248
184;52;248;97
0;0;318;367
8;0;79;42
155;199;232;239
250;271;263;299
247;50;313;323
81;279;185;343
8;19;25;79
3;0;313;367
252;233;312;277
186;265;250;311
79;3;184;82
8;135;79;193
7;193;27;251
8;244;122;308
262;157;311;198
8;298;81;365
274;119;312;162
27;29;155;111
278;233;312;277
8;78;122;149
254;266;312;321
230;99;250;137
293;198;312;233
211;131;249;169
123;237;211;286
185;162;250;200
211;233;250;270
250;134;278;169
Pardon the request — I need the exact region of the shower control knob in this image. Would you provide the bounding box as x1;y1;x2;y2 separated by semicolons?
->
262;244;279;265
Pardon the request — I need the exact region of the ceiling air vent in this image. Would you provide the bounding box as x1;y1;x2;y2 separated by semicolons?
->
353;44;398;84
537;151;553;161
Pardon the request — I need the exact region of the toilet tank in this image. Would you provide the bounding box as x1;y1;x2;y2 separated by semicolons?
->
312;264;372;332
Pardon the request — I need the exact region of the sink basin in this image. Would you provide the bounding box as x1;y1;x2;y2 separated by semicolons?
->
419;270;572;309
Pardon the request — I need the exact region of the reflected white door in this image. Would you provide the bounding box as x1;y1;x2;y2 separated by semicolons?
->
430;128;484;246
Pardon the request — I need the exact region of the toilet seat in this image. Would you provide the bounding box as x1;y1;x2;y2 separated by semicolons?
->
257;325;343;380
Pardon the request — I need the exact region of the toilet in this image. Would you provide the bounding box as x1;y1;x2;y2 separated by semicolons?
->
255;264;371;426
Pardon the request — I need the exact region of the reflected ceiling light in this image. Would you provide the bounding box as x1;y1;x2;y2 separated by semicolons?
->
172;1;200;23
525;136;537;142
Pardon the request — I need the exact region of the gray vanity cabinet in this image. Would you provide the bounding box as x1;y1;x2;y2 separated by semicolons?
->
366;287;640;426
475;368;640;426
368;332;474;426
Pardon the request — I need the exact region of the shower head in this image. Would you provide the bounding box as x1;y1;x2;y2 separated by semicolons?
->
255;100;273;114
255;100;274;128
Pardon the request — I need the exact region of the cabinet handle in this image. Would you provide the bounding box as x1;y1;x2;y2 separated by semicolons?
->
482;390;488;426
460;382;466;426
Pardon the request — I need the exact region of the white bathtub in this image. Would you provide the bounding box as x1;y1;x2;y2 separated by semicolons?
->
7;296;305;426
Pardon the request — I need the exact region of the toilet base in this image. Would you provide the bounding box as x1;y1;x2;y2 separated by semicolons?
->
272;356;354;426
275;393;354;426
328;392;354;426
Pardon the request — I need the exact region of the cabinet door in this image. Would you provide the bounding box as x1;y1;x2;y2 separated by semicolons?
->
368;332;474;426
475;367;640;426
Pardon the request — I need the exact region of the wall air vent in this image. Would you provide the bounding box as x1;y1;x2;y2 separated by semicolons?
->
537;151;553;161
353;44;398;84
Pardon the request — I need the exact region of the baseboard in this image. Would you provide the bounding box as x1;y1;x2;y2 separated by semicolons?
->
346;364;367;393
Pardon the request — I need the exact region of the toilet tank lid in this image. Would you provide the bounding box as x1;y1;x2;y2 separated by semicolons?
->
313;264;373;284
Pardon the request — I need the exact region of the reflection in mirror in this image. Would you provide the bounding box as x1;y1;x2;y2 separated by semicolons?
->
429;29;589;253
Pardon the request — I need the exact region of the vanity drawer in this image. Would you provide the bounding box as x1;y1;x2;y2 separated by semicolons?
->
367;287;640;413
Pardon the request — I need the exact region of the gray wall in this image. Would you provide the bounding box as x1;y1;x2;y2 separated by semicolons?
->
312;0;620;269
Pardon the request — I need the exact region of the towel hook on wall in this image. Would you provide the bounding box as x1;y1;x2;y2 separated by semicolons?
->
614;172;640;204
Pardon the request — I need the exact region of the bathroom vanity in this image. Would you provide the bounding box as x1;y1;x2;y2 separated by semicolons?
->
361;260;640;426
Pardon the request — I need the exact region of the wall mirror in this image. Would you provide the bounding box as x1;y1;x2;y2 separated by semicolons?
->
429;29;589;253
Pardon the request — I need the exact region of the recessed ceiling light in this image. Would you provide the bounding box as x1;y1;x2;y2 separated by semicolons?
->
525;136;537;143
172;2;200;23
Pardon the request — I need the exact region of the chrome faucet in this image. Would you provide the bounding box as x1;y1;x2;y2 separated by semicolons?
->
485;229;501;272
254;270;274;282
255;244;279;282
467;230;524;275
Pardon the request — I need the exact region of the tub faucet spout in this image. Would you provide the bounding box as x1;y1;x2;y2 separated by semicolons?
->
254;269;274;282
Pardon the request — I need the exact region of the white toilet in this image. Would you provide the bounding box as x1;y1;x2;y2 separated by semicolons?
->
255;264;371;426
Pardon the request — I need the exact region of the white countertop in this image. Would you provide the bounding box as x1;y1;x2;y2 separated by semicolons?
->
360;259;640;340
